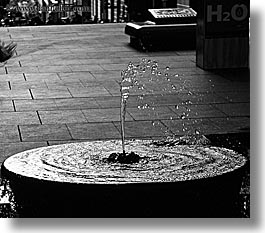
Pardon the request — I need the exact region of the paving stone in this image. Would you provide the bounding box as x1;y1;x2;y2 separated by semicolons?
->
0;67;6;75
24;73;61;81
10;80;48;90
129;94;182;107
81;80;120;93
214;83;250;93
169;104;227;119
176;93;227;104
186;83;249;94
163;61;197;69
0;90;32;99
79;80;104;88
0;112;40;125
38;49;72;55
0;100;14;112
68;87;110;97
84;51;144;59
4;60;20;67
0;74;25;82
100;63;129;71
168;67;213;75
127;106;178;121
180;75;231;87
55;98;99;110
38;65;72;73
19;124;72;141
6;66;39;74
113;120;167;139
45;80;84;89
72;46;132;53
213;103;250;117
148;55;194;63
90;71;121;81
0;125;20;142
215;91;250;103
20;60;51;66
69;64;104;72
30;88;72;99
14;99;58;111
58;72;96;81
67;122;121;140
78;58;131;65
38;110;88;124
82;108;133;122
210;117;250;133
100;84;120;95
0;81;9;90
161;119;220;136
95;96;121;108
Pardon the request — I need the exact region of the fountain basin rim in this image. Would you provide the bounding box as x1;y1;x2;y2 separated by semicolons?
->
1;140;247;185
1;162;246;187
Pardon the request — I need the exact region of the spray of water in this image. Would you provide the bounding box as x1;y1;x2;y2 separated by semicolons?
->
119;58;211;156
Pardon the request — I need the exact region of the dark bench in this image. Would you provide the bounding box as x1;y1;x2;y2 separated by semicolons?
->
124;7;197;51
125;21;196;50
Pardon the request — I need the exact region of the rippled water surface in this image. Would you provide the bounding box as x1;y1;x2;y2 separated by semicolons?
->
4;140;246;184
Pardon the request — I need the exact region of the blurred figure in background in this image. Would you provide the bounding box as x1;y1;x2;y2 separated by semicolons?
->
0;40;17;63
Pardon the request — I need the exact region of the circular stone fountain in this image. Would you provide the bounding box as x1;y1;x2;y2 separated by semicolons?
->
1;139;247;217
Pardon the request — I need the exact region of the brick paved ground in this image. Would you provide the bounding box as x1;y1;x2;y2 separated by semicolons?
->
0;23;250;169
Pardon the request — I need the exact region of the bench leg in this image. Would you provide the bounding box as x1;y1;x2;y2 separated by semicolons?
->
130;36;152;51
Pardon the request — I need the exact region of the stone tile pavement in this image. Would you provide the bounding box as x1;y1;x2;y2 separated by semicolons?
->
0;24;250;171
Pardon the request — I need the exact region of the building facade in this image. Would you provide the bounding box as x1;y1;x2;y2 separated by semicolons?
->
1;0;195;24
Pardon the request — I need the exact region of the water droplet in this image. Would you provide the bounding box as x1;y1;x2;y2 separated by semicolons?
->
175;105;179;109
165;66;170;70
195;129;200;135
174;74;179;78
180;114;186;119
183;100;192;105
142;58;147;63
141;103;149;109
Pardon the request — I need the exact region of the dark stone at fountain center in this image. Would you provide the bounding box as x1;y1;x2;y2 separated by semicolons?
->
105;152;141;164
1;139;247;217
